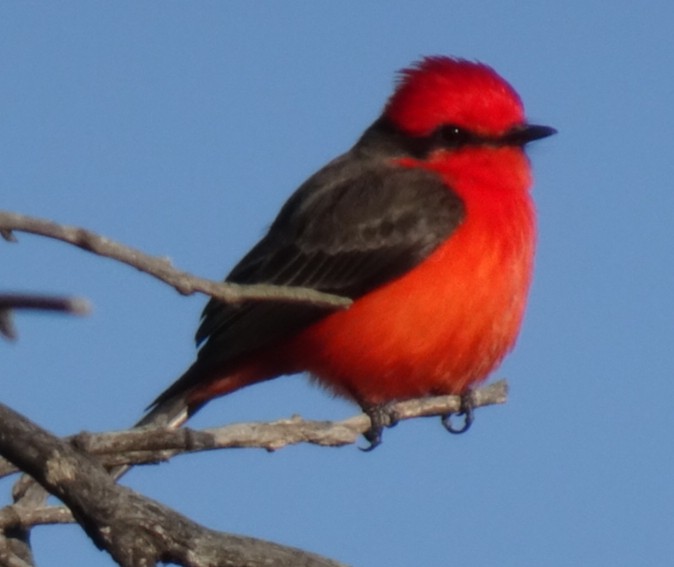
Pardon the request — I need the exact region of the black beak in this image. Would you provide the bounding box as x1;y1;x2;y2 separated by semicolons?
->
503;124;557;146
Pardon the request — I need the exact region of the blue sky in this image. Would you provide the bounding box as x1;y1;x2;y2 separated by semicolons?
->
2;2;674;566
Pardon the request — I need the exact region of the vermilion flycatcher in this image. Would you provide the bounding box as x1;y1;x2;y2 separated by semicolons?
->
140;56;555;447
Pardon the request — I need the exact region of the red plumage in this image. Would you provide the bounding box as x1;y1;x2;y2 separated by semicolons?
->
291;149;536;405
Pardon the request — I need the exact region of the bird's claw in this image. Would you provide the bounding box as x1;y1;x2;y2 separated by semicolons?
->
441;391;475;434
361;403;399;451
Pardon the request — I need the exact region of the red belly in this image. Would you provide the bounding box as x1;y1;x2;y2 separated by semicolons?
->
291;187;535;405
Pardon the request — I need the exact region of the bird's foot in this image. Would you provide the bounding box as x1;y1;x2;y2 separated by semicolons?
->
361;403;400;451
441;390;475;434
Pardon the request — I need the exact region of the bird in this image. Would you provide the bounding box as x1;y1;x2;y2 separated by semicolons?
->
138;56;555;448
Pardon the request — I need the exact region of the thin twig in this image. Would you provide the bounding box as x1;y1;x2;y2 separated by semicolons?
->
0;505;74;530
0;210;351;310
0;293;90;340
0;294;90;314
0;380;507;478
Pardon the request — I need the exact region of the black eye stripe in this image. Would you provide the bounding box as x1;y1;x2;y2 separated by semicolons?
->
365;119;488;158
358;118;554;161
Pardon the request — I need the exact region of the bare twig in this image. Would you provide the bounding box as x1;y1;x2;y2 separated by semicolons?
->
0;310;14;340
0;380;507;479
0;210;351;310
0;293;91;340
91;379;507;459
0;505;74;530
1;228;17;242
0;294;90;315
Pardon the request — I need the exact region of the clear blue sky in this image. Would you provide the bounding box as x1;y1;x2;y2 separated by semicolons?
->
2;3;673;566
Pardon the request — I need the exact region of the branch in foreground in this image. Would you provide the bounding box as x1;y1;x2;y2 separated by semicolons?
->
0;210;351;310
0;402;347;567
0;382;506;563
0;380;507;479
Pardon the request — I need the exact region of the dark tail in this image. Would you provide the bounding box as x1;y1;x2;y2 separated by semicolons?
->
133;392;193;429
111;359;259;479
110;367;207;480
133;358;215;428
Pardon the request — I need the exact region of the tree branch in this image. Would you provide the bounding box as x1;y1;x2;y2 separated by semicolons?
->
0;402;348;567
0;380;507;479
0;210;351;310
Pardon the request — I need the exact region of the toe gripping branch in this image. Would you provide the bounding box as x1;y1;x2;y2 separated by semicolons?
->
361;389;477;450
361;403;400;451
441;391;475;434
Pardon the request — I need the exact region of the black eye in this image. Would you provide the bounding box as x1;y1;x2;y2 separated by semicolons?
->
436;125;474;147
